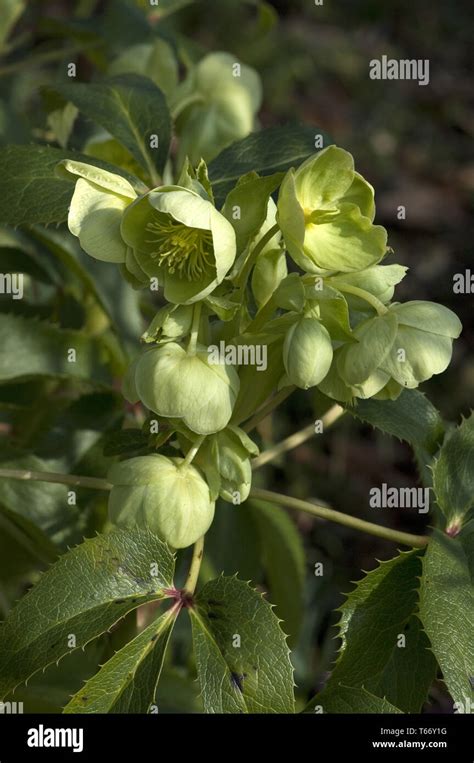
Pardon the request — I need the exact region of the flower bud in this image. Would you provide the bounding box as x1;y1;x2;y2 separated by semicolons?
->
283;317;333;389
108;454;214;549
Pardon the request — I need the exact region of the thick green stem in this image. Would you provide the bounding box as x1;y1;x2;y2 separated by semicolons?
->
183;536;205;595
250;487;429;548
331;282;388;316
252;404;345;469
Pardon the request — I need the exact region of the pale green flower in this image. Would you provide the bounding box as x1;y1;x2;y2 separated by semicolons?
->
172;52;262;165
129;342;240;435
277;145;387;275
195;425;259;503
121;186;237;304
380;301;462;388
323;301;462;401
108;454;214;549
283;317;333;389
57;160;137;263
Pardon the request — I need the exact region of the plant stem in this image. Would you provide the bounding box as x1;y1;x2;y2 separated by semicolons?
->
235;223;280;290
252;404;345;470
331;282;388;316
0;468;112;491
183;536;205;595
187;302;202;355
250;487;429;548
241;385;297;432
181;435;205;467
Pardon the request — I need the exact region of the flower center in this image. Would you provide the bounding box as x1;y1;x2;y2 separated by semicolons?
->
145;212;214;280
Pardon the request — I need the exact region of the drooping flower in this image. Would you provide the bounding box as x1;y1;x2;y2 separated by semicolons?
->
108;454;214;549
125;342;240;435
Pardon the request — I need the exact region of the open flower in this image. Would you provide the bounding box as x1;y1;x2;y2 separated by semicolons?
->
108;454;214;549
277;145;387;275
121;186;237;304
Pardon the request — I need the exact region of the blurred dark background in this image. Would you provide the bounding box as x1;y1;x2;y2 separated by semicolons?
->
0;0;472;711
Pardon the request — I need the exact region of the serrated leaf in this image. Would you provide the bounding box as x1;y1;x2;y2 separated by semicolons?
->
313;551;436;713
346;388;445;485
0;145;145;226
54;74;171;178
64;608;176;713
0;529;175;698
0;313;113;386
432;413;474;528
315;686;403;714
190;575;295;713
346;389;444;453
250;500;305;647
419;530;474;705
208;125;331;204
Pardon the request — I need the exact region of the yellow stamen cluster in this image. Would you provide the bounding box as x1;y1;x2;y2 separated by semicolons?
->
145;213;214;280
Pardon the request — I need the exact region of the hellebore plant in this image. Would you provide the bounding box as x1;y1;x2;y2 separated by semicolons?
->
0;35;470;720
60;142;461;551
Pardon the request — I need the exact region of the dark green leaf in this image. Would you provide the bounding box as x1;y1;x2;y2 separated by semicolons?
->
0;145;145;226
0;313;114;386
250;499;305;647
64;609;176;713
54;74;171;178
432;413;474;528
191;575;295;713
346;389;444;454
209;125;330;204
205;502;262;583
0;529;175;698
313;686;403;714
0;449;83;553
346;389;445;484
312;551;436;713
419;530;474;706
